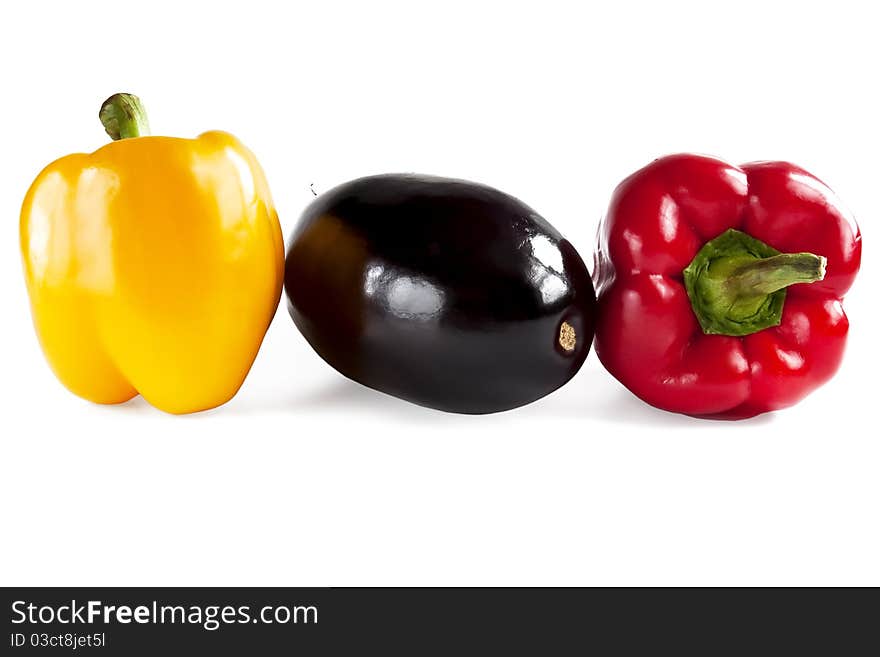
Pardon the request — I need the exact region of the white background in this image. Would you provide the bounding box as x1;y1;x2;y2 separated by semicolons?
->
1;0;876;586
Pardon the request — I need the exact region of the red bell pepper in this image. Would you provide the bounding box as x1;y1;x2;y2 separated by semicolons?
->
594;154;861;419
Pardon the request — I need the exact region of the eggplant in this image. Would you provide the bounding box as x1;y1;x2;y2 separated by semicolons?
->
284;174;596;414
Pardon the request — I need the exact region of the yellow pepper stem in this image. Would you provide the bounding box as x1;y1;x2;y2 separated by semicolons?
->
99;93;150;140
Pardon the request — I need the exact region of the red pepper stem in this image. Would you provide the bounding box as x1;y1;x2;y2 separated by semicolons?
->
683;229;828;336
727;253;827;298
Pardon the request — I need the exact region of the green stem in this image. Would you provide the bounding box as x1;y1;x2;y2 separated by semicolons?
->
99;93;150;140
727;252;827;297
683;229;827;337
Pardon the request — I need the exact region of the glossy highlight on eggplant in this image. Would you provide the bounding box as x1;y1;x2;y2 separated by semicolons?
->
284;174;596;414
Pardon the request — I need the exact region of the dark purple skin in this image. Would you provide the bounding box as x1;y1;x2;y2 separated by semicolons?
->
284;174;596;414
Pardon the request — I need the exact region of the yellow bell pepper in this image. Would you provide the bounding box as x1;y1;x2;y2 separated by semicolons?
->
20;93;284;414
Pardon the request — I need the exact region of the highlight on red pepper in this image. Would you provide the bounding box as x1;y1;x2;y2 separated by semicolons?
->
593;154;861;419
